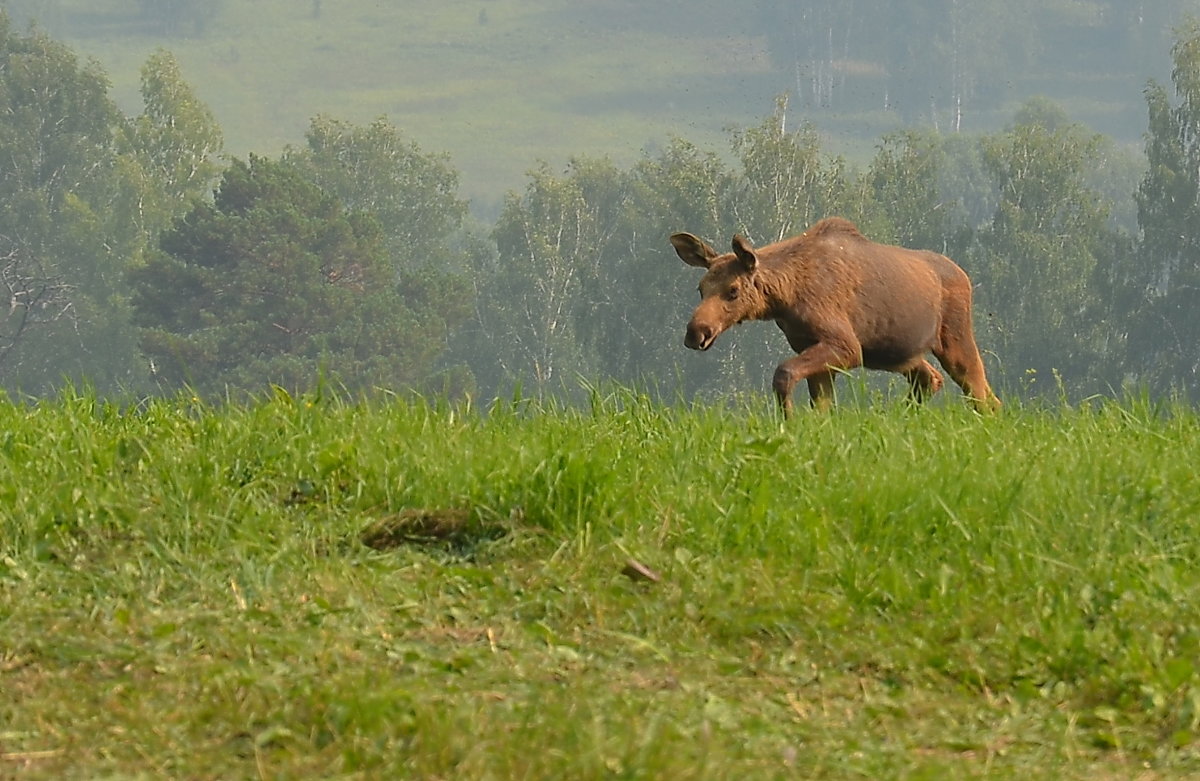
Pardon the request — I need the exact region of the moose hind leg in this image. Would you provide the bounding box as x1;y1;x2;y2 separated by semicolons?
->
934;319;1000;412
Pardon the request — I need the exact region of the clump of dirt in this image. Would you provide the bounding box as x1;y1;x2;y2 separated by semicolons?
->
360;508;505;550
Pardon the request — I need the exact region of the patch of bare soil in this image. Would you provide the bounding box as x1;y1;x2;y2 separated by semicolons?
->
360;508;506;550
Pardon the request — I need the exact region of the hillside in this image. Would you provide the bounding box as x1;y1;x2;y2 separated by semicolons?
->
24;0;777;207
9;0;1192;207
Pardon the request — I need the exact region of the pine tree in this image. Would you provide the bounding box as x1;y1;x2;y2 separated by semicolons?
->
1130;19;1200;396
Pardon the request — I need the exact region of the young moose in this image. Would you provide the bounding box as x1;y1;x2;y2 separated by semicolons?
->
670;217;1000;415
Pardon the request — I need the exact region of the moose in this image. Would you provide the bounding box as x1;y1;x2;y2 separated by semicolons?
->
670;217;1000;415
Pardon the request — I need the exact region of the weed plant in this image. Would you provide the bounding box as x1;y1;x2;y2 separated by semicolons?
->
2;387;1199;778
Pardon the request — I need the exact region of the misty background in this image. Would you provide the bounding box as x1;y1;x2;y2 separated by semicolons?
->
2;0;1200;404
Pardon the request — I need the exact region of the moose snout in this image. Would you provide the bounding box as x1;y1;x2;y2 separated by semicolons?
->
685;322;715;351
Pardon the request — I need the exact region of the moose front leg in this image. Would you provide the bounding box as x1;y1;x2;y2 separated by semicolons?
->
772;341;860;417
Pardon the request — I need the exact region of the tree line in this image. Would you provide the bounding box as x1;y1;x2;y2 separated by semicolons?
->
2;13;1199;403
755;0;1195;133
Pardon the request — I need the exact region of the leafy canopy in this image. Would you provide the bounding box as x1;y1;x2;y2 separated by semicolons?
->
131;155;467;398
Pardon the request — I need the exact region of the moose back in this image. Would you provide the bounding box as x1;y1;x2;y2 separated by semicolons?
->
670;217;1000;414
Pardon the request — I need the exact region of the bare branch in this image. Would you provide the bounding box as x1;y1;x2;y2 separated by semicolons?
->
0;239;78;376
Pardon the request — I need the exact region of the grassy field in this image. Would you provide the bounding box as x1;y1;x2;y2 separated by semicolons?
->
45;0;782;207
37;0;1153;211
2;387;1200;778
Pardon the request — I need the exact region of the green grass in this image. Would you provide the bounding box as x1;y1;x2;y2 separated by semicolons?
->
3;387;1200;778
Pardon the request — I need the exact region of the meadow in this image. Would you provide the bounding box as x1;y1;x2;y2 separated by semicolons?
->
44;0;1157;208
54;0;782;206
2;387;1200;778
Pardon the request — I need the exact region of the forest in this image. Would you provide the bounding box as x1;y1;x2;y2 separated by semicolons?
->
2;4;1200;403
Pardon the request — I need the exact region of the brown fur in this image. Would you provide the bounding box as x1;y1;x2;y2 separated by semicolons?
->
670;217;1000;414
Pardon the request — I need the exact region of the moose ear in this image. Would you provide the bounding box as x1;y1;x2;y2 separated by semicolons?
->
731;234;758;273
670;232;719;269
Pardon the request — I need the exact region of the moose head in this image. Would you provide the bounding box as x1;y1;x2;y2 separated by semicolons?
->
670;232;770;351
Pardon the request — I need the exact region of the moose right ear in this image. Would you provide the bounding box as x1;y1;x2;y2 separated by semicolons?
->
670;233;719;269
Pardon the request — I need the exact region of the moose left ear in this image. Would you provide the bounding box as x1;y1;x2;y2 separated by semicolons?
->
731;234;758;273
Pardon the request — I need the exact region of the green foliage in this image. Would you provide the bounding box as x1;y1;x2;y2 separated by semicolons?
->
0;18;231;395
467;149;733;395
467;101;888;401
971;100;1118;393
0;14;141;392
869;129;971;255
4;391;1200;777
622;141;740;389
1131;17;1200;398
129;155;468;398
6;10;1200;403
729;97;848;242
283;115;468;266
634;137;733;245
476;161;615;387
124;48;223;235
281;116;476;395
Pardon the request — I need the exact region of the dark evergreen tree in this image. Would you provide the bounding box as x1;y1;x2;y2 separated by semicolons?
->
283;116;475;395
130;156;468;398
1129;18;1200;397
